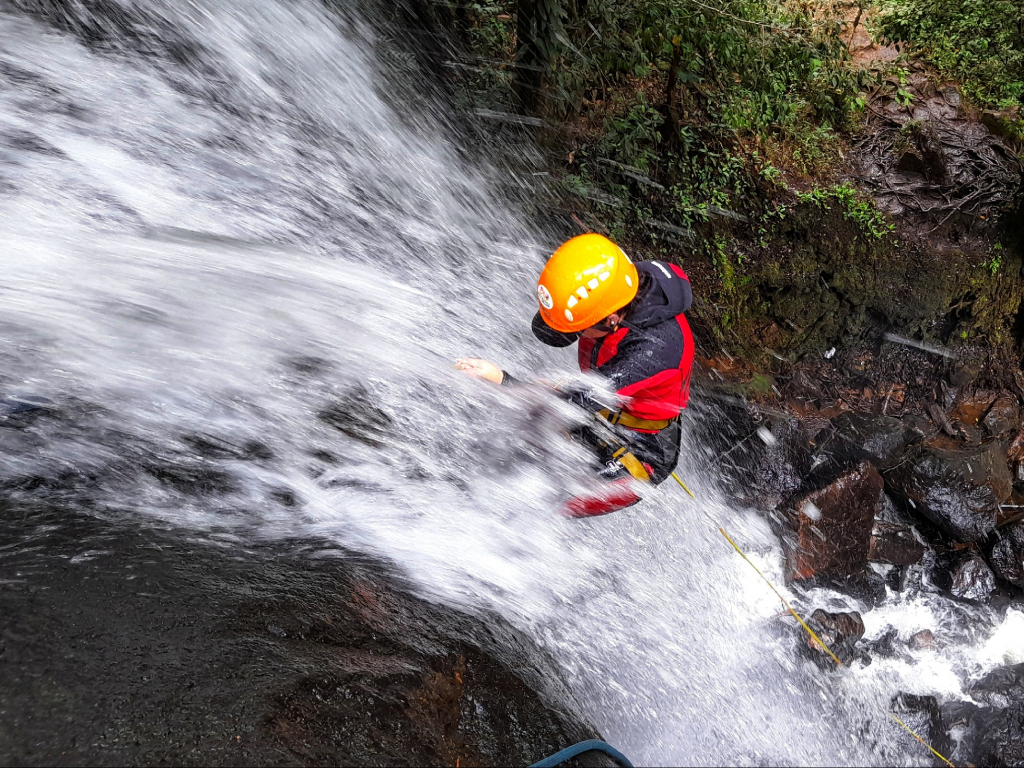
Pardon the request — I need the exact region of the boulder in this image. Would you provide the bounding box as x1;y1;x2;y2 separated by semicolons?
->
818;568;889;607
887;442;1009;542
972;703;1024;766
969;663;1024;709
932;547;996;603
829;413;910;470
940;698;1024;767
784;461;883;582
892;693;951;761
695;402;814;511
908;629;935;650
802;609;865;666
868;520;926;566
989;522;1024;588
984;394;1020;437
886;564;911;593
862;627;911;662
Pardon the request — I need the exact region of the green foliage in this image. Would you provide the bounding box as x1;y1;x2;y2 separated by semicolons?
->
877;0;1024;111
794;182;896;239
464;0;514;56
987;242;1004;275
547;0;861;258
602;93;663;171
554;0;856;130
455;0;866;262
453;1;516;105
711;235;736;294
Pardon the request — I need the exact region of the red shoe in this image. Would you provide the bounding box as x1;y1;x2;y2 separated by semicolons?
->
562;479;642;518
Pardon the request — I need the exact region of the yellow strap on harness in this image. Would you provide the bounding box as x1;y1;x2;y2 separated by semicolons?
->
612;446;652;482
598;408;673;431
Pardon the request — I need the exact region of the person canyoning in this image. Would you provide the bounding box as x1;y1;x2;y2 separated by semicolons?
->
457;233;695;518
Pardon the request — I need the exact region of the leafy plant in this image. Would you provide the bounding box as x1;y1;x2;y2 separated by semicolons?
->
795;182;896;239
877;0;1024;112
987;243;1004;275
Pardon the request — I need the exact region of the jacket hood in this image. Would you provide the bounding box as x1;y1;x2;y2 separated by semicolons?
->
628;261;692;329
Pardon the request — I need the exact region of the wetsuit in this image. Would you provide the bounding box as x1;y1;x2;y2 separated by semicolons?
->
524;260;695;515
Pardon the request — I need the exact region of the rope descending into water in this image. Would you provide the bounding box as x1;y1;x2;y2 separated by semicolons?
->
716;524;842;667
669;472;957;768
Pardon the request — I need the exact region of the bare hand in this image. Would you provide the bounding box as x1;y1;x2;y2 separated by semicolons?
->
455;358;504;385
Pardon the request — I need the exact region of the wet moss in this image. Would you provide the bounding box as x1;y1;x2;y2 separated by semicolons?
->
699;201;1024;364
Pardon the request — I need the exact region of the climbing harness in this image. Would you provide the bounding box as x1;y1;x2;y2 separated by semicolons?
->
669;474;958;767
594;409;680;483
530;739;633;768
598;407;673;432
611;445;651;482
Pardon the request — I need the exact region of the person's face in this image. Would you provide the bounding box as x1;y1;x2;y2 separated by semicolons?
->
580;312;622;339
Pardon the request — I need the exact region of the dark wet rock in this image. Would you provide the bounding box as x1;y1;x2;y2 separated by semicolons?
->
267;648;591;768
953;390;998;427
828;412;910;471
10;0;207;66
887;442;1009;542
0;394;55;428
318;386;395;448
973;703;1024;767
932;547;996;603
798;567;889;607
863;627;910;662
783;461;882;582
957;421;986;446
892;693;952;761
0;513;599;767
800;609;864;666
989;522;1024;588
886;564;911;592
940;698;1024;768
875;491;907;523
698;402;816;510
908;629;935;650
142;456;239;495
969;663;1024;709
869;520;926;566
985;395;1021;437
182;434;275;461
830;568;889;607
949;361;983;388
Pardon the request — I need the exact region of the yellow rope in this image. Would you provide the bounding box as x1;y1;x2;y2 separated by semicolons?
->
890;714;956;768
718;526;844;667
670;471;696;498
670;480;957;766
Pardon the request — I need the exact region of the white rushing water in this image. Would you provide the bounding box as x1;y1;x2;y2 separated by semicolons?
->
0;1;1017;764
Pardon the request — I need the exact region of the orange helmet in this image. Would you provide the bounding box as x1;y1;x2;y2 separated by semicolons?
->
536;234;639;333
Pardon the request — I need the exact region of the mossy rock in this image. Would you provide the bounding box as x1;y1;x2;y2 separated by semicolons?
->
713;203;1024;361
